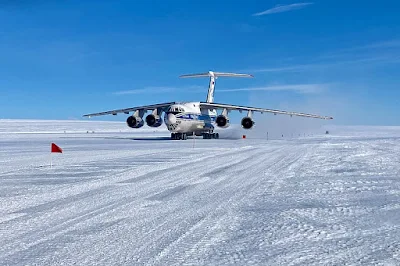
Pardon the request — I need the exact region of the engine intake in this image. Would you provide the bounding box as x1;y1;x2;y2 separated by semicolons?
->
241;117;254;129
216;115;229;128
146;114;163;127
126;115;144;128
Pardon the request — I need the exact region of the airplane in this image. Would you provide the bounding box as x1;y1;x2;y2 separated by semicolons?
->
83;71;333;140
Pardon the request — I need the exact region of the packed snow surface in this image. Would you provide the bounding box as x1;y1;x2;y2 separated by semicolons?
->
1;120;400;265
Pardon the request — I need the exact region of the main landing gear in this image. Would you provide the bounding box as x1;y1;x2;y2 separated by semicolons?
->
202;132;219;139
171;133;187;140
171;132;219;140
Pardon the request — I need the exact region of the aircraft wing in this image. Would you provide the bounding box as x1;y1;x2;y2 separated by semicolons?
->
199;102;333;120
83;102;176;118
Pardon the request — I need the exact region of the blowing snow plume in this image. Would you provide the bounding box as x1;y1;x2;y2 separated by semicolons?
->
242;92;343;139
214;125;244;139
245;114;326;139
214;109;331;140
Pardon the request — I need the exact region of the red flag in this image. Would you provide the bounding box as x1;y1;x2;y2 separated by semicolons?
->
51;143;63;153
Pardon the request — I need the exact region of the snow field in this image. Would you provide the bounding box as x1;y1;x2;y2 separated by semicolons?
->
1;121;400;265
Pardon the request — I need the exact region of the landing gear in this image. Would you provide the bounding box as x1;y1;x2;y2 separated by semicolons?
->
171;133;187;140
202;132;219;139
171;132;219;140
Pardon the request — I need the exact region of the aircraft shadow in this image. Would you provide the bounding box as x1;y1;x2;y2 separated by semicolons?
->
105;136;173;141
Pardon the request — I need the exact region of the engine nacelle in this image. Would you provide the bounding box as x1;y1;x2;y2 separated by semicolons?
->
241;117;255;129
216;115;229;128
145;114;163;127
126;115;144;128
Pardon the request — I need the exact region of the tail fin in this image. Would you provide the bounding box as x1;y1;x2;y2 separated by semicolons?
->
179;71;253;103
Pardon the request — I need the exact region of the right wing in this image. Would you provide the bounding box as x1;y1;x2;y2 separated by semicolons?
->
200;102;333;120
83;102;175;118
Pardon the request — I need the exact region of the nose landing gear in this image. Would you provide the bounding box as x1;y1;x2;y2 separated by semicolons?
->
171;133;187;140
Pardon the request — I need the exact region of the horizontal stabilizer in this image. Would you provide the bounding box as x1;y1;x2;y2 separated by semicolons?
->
180;71;253;78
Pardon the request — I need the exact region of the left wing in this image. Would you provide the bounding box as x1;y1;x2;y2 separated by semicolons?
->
83;102;175;118
200;102;333;120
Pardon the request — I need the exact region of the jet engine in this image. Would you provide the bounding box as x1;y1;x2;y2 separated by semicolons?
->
126;115;144;128
145;114;163;127
216;115;229;128
241;117;255;129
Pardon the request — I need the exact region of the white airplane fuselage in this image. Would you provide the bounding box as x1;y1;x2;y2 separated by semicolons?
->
163;102;218;134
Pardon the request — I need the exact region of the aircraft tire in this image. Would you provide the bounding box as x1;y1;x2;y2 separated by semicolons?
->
171;133;179;140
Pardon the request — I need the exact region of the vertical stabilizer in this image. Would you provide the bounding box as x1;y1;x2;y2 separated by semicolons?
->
179;71;253;103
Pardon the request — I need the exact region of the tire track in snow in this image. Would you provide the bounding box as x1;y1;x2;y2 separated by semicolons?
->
1;146;247;213
189;144;320;265
90;148;272;265
141;145;304;265
0;145;261;264
4;133;400;265
53;147;273;265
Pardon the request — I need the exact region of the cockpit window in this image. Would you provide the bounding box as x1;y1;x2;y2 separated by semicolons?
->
167;106;184;115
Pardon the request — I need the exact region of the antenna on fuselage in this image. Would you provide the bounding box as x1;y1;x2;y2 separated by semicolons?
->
179;71;253;103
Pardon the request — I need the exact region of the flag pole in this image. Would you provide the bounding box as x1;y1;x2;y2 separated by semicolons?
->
192;132;195;149
50;142;62;168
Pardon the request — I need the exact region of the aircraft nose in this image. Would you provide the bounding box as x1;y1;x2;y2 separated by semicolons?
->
166;113;176;124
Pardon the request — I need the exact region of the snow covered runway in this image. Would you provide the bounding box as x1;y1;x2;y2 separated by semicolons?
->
1;121;400;265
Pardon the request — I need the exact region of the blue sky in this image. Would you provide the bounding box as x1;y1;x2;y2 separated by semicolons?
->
0;0;400;125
